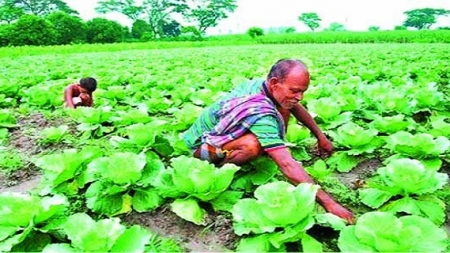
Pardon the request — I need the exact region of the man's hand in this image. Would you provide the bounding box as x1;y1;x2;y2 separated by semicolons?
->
317;136;333;157
80;93;90;104
323;202;355;224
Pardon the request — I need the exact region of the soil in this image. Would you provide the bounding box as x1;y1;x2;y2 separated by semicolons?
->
0;112;73;189
122;205;237;252
335;158;382;189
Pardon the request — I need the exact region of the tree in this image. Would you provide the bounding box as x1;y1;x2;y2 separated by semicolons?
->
325;22;346;31
0;1;24;23
0;24;12;46
247;27;263;38
394;25;407;30
6;0;78;16
162;20;181;37
268;26;295;34
131;19;152;39
96;0;188;38
185;0;237;36
9;14;56;46
85;18;124;44
368;26;380;31
46;11;86;44
180;25;201;38
298;12;321;31
96;0;143;21
403;8;450;30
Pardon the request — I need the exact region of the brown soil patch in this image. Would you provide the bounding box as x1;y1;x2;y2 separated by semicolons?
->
335;158;382;189
0;112;74;189
122;205;237;252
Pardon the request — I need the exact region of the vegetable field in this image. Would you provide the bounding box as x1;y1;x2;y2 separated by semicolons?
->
0;43;449;252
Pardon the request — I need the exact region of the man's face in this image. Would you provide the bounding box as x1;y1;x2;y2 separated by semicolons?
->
270;67;310;109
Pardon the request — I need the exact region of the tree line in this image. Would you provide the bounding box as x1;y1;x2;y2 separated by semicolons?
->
0;0;237;46
247;8;450;37
0;0;449;47
298;8;450;32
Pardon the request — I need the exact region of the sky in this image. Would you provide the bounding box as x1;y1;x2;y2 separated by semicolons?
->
65;0;450;34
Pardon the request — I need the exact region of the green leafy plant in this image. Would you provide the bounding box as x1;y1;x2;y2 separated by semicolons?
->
0;147;24;172
0;193;68;252
232;181;324;252
338;211;448;252
67;106;115;138
328;122;383;155
359;158;448;224
307;97;352;129
39;125;69;144
33;148;104;195
85;151;165;216
42;213;182;252
369;114;414;134
384;131;450;158
152;156;240;225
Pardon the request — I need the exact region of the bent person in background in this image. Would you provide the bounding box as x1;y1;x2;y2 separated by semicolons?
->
64;77;97;108
182;59;354;224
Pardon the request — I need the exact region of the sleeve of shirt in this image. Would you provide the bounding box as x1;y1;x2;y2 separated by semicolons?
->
249;116;285;152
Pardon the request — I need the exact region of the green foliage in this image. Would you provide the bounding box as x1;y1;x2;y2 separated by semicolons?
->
368;26;380;31
85;17;125;44
359;158;448;224
325;22;346;31
42;213;159;252
0;147;23;172
384;132;450;158
9;14;56;46
0;2;24;24
298;12;321;31
232;182;319;235
131;19;152;39
267;26;296;34
185;0;237;34
328;122;382;155
0;193;68;252
247;27;264;38
96;0;143;20
181;25;201;38
403;8;450;30
45;11;87;44
0;24;11;46
162;20;181;38
232;182;323;252
256;30;450;43
97;0;187;38
338;212;448;252
39;125;69;144
7;0;78;16
394;25;407;30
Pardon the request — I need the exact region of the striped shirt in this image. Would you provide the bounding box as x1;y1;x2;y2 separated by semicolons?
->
182;79;286;152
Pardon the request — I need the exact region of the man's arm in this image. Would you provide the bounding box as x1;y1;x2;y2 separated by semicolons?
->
64;84;76;108
267;147;354;224
290;103;333;155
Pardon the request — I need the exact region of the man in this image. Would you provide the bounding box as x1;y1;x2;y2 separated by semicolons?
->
182;59;354;224
64;77;97;108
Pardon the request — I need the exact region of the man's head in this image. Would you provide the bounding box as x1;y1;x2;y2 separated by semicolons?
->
79;77;97;94
266;59;310;110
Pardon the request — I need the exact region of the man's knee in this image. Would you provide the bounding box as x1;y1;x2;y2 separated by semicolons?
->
223;133;263;160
